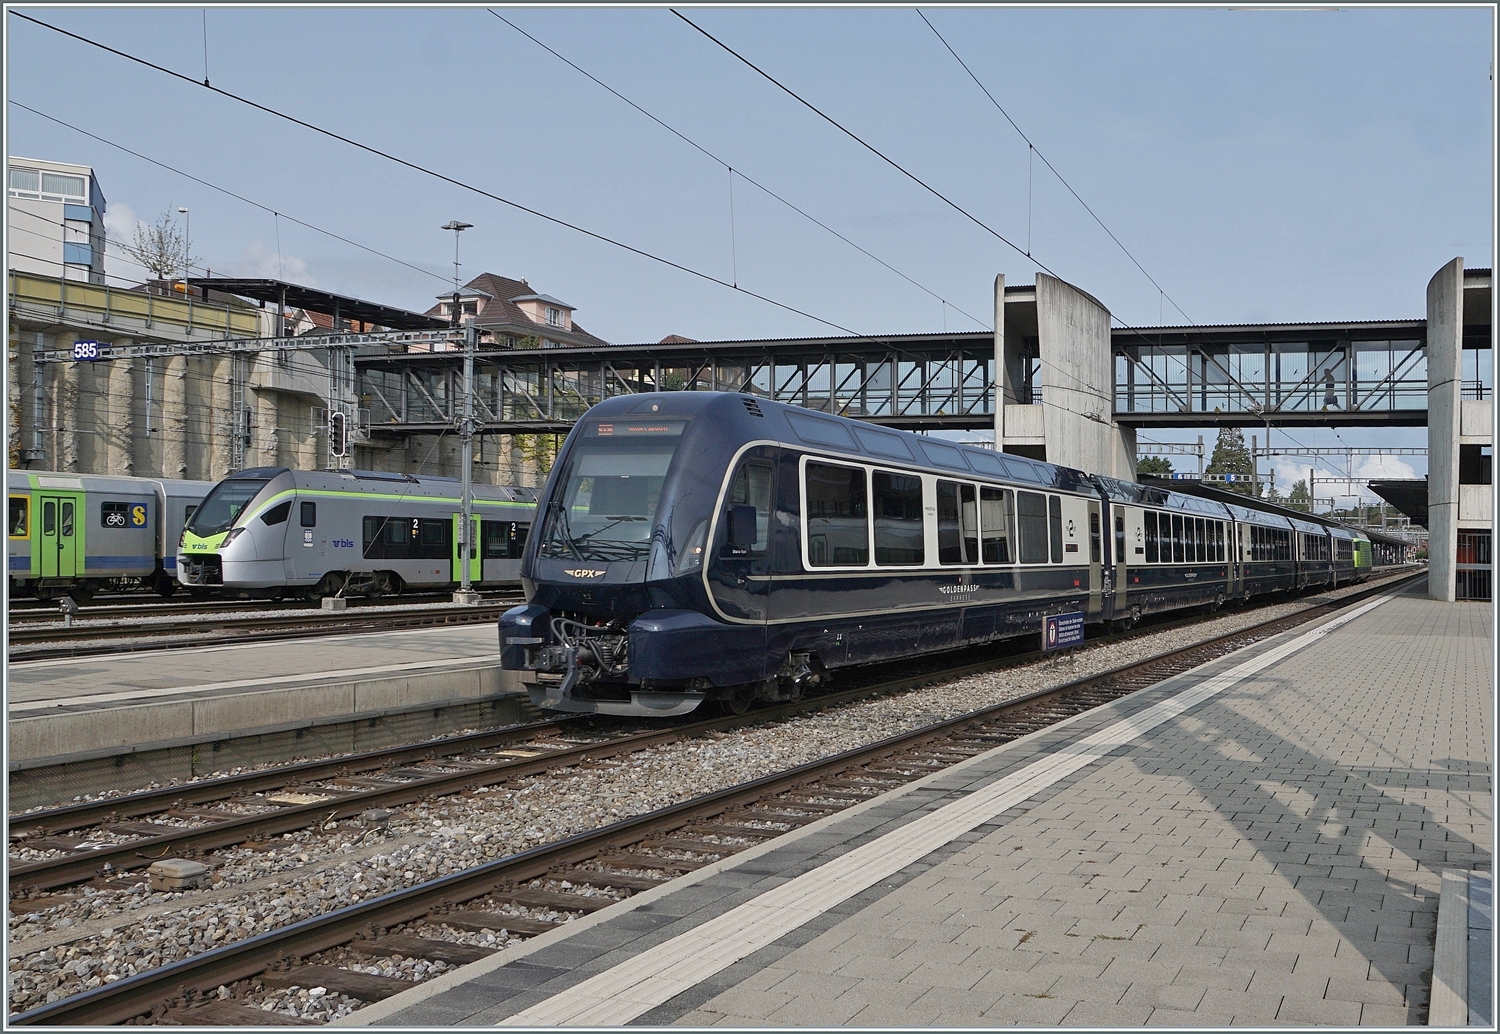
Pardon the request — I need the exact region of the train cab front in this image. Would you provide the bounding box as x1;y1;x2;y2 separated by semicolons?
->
500;398;763;717
177;468;288;588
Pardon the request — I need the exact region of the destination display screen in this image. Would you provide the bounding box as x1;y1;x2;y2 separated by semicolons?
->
586;419;688;438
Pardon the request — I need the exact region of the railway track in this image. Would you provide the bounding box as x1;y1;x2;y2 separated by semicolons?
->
6;593;457;623
6;597;525;660
7;574;1417;1026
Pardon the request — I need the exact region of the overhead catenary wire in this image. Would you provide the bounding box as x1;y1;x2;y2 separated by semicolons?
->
916;9;1194;325
10;100;459;291
8;12;881;343
487;9;989;330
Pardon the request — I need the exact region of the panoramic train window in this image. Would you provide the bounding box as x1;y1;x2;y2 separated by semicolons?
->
873;471;924;566
1116;513;1126;564
979;486;1013;563
1170;514;1183;564
1049;496;1063;563
936;481;978;565
1195;518;1206;563
540;418;686;563
725;460;773;555
1144;511;1159;563
1016;491;1049;564
805;462;869;567
1088;511;1101;564
9;496;28;537
187;478;268;536
260;501;291;526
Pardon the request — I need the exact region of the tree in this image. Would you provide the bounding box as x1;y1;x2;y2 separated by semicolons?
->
1137;455;1174;477
122;209;197;282
1287;479;1311;512
1204;426;1257;497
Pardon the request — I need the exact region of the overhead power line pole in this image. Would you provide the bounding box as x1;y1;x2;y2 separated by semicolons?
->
455;319;479;605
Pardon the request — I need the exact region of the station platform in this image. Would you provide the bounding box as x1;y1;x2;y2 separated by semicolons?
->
6;625;521;786
345;577;1492;1028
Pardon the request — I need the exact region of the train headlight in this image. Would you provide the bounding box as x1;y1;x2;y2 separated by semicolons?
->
220;527;246;549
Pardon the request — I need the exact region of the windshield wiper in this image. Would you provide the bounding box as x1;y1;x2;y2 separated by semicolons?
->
576;515;647;543
544;499;584;561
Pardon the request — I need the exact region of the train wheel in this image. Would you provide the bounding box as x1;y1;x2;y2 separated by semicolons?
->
717;685;755;716
67;582;98;606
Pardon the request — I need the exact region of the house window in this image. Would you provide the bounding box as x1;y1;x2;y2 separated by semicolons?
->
63;242;93;266
462;301;477;315
8;167;39;197
545;306;563;327
41;173;86;199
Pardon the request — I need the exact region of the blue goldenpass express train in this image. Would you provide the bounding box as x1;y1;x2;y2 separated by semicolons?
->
500;392;1379;717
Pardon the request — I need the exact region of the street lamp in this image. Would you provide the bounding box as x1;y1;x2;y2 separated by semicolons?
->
176;206;190;290
440;219;473;327
441;219;478;603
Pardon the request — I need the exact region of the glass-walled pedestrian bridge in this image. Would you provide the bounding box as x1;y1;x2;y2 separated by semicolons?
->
355;318;1482;437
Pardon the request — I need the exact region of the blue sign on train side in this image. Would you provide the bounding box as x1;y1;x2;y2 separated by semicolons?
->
1043;611;1085;651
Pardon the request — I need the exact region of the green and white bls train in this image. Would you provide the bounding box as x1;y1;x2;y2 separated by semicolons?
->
8;469;212;602
176;467;537;597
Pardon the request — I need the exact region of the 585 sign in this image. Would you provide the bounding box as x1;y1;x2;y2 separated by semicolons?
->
72;340;108;362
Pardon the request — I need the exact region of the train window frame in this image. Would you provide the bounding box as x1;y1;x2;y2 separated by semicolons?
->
936;480;979;566
100;500;130;529
260;500;292;526
801;457;870;569
1144;510;1159;563
1015;490;1050;565
1088;511;1101;564
872;469;925;567
300;501;317;528
1048;496;1063;564
1171;514;1184;564
43;500;55;535
60;500;74;537
979;485;1013;564
9;495;29;538
724;459;773;557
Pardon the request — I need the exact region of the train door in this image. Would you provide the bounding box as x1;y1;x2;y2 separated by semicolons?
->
1086;500;1103;619
709;451;775;622
1113;508;1128;614
38;494;80;579
451;514;481;584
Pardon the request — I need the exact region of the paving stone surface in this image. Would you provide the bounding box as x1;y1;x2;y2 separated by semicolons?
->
679;588;1491;1027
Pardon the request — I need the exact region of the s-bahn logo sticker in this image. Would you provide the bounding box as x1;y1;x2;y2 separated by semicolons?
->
564;568;605;578
130;504;147;528
1043;611;1085;651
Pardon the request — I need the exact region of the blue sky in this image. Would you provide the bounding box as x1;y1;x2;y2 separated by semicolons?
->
6;5;1495;492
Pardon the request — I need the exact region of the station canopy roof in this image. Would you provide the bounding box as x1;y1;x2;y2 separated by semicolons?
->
187;278;448;331
1366;479;1429;528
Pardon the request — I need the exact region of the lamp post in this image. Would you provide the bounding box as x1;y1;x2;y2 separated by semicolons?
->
442;220;478;603
440;220;472;328
176;207;190;289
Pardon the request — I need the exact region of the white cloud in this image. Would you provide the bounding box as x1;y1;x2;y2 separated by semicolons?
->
101;201;147;282
216;239;318;288
1270;454;1420;508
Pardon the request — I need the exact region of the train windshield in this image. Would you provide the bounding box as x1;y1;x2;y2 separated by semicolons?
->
186;478;269;536
539;419;687;562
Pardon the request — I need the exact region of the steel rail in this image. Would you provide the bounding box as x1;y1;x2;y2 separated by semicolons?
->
7;573;1417;1026
7;601;524;660
9;574;1416;884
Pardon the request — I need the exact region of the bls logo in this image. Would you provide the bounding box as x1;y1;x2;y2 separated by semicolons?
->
331;538;355;548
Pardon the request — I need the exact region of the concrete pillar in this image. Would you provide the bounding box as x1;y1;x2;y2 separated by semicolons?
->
1426;257;1464;602
993;273;1005;448
162;356;189;480
55;361;80;472
106;343;135;475
1034;274;1114;474
210;355;235;479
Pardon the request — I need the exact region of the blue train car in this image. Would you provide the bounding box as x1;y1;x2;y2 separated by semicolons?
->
500;393;1376;717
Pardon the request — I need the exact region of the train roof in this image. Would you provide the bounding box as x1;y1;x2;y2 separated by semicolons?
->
217;467;537;502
